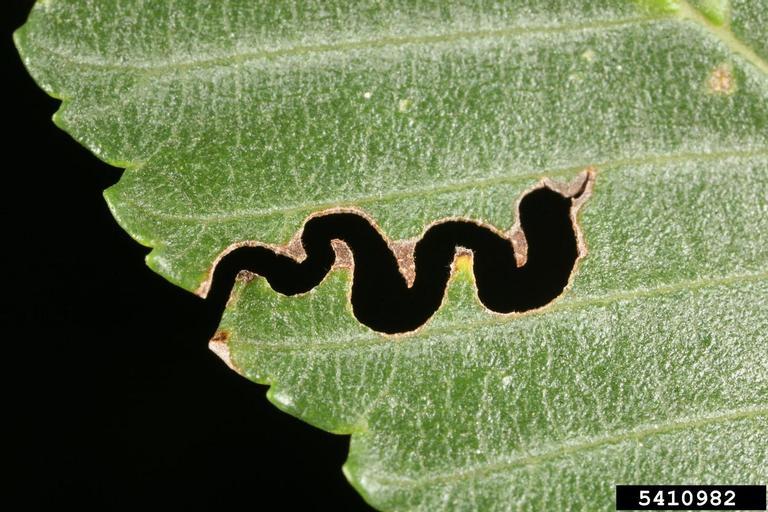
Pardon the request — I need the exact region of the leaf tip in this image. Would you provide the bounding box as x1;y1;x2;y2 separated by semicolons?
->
265;386;307;419
209;330;240;373
341;459;385;512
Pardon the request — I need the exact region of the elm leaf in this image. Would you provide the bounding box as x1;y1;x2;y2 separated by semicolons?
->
16;1;768;510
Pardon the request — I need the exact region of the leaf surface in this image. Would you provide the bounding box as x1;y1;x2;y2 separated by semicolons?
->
16;1;768;510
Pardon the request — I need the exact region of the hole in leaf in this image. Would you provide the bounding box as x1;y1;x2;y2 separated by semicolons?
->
205;172;593;334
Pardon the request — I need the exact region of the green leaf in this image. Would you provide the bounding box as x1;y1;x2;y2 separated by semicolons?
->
16;1;768;510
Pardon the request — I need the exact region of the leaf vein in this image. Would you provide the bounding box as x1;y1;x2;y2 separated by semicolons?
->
117;148;768;224
371;405;768;488
678;0;768;76
33;16;665;74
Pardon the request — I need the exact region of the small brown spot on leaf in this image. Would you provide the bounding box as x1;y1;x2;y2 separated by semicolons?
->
211;330;229;344
581;49;595;62
706;64;737;95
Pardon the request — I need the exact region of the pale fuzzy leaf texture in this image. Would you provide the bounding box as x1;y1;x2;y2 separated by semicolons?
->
15;1;768;510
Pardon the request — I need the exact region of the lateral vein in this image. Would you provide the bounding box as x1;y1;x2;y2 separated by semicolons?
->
118;148;768;224
34;16;664;74
368;405;768;488
677;0;768;76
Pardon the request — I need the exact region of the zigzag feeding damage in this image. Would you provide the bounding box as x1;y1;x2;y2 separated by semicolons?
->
203;170;594;337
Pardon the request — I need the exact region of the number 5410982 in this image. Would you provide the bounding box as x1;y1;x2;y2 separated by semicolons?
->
638;489;736;508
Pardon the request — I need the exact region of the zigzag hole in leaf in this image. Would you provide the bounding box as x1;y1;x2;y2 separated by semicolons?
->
204;170;594;335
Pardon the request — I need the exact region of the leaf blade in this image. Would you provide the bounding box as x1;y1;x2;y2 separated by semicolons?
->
16;1;768;510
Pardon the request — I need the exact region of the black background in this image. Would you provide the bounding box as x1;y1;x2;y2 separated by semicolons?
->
5;2;373;510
